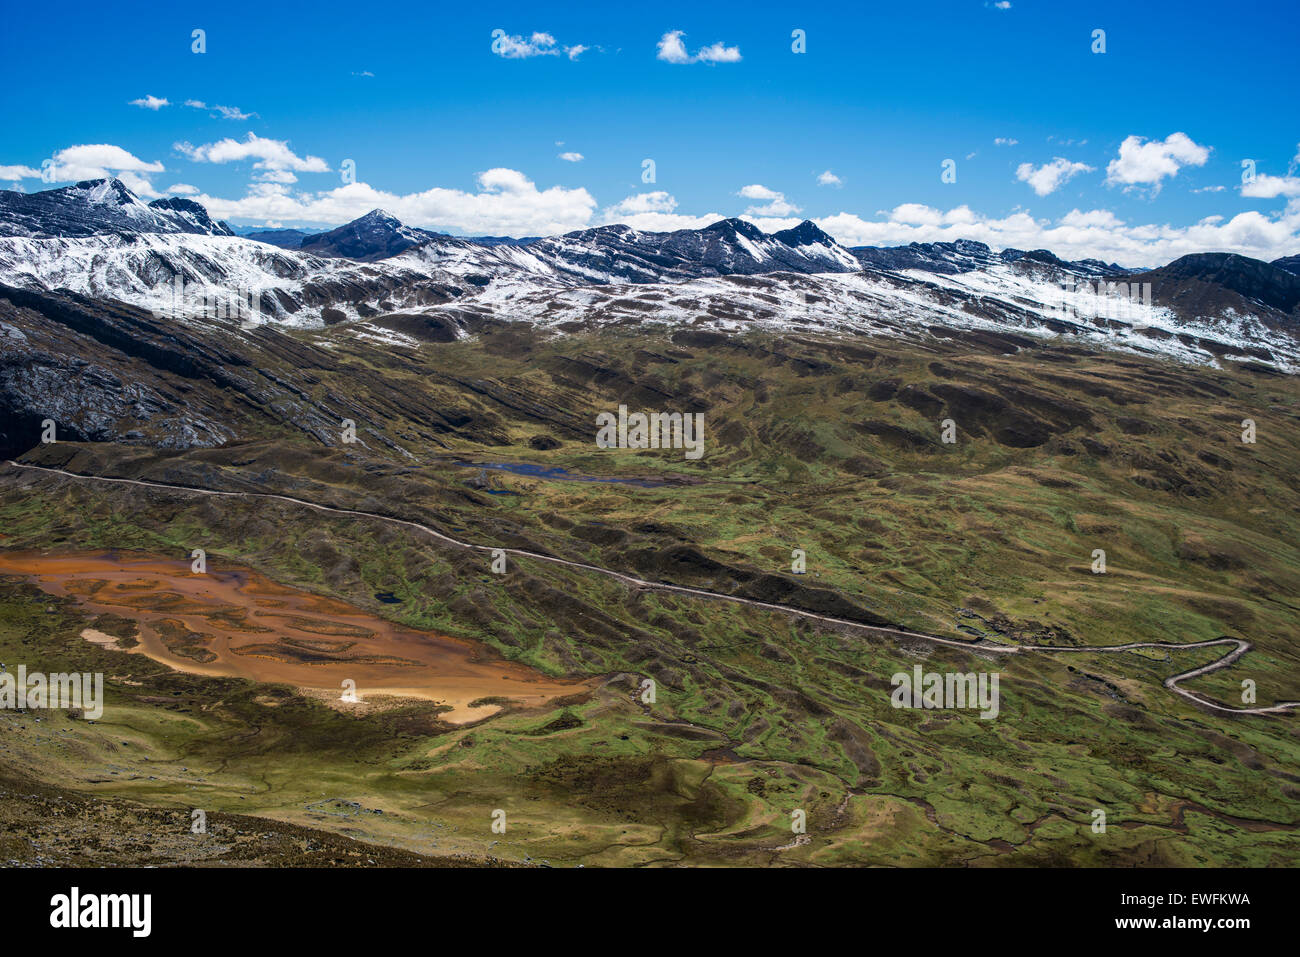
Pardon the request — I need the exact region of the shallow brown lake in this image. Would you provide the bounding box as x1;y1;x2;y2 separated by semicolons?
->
0;550;590;723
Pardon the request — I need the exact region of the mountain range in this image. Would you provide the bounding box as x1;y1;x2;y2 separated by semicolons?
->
0;179;1296;374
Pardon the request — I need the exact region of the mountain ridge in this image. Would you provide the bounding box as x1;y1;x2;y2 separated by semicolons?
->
0;178;233;238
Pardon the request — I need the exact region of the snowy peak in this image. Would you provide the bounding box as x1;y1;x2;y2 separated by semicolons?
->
530;217;863;284
145;196;234;237
773;220;837;248
80;177;140;206
298;208;441;262
853;239;1124;278
0;178;233;238
704;217;767;241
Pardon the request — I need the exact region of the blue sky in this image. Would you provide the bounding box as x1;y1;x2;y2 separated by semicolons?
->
1;0;1297;264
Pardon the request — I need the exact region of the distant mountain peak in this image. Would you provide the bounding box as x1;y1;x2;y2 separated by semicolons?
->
296;208;441;262
704;217;766;241
357;208;402;225
773;220;837;248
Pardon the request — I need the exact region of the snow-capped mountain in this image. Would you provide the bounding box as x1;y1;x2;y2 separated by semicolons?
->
0;233;474;326
851;238;1124;278
526;217;862;284
0;179;234;238
298;209;443;262
0;179;1296;372
383;256;1300;371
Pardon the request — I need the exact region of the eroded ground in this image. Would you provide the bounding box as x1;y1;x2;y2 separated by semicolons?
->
0;551;589;723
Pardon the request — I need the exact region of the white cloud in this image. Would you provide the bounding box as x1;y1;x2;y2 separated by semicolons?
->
695;41;742;63
1015;157;1094;196
1105;132;1211;192
130;95;169;110
991;1;1012;9
604;191;678;216
558;152;584;162
491;31;589;60
0;165;41;180
994;137;1018;146
175;133;329;172
183;100;257;120
35;144;166;196
601;191;724;231
737;184;800;216
1241;174;1300;199
254;169;298;184
167;183;200;195
195;167;596;237
814;199;1300;268
656;30;692;64
817;170;843;187
656;30;741;64
212;105;256;121
497;32;555;57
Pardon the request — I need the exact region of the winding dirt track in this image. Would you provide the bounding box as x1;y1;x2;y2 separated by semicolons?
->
6;460;1298;717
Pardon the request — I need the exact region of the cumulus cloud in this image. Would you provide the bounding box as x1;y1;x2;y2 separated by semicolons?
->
817;170;843;187
598;191;725;230
167;183;200;195
656;30;741;64
34;144;166;197
604;191;678;216
813;200;1300;268
129;95;169;110
491;30;589;60
0;165;41;180
1241;174;1300;199
558;152;584;162
175;133;329;172
737;184;800;216
1015;157;1094;196
254;169;298;184
1105;132;1210;193
195;167;596;237
994;137;1018;146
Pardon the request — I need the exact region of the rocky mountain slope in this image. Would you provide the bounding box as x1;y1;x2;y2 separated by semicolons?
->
298;209;443;261
850;238;1125;277
1128;253;1300;329
0;179;233;238
0;179;1297;372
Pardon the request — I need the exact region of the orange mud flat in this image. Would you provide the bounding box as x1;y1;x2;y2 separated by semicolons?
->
0;550;591;724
